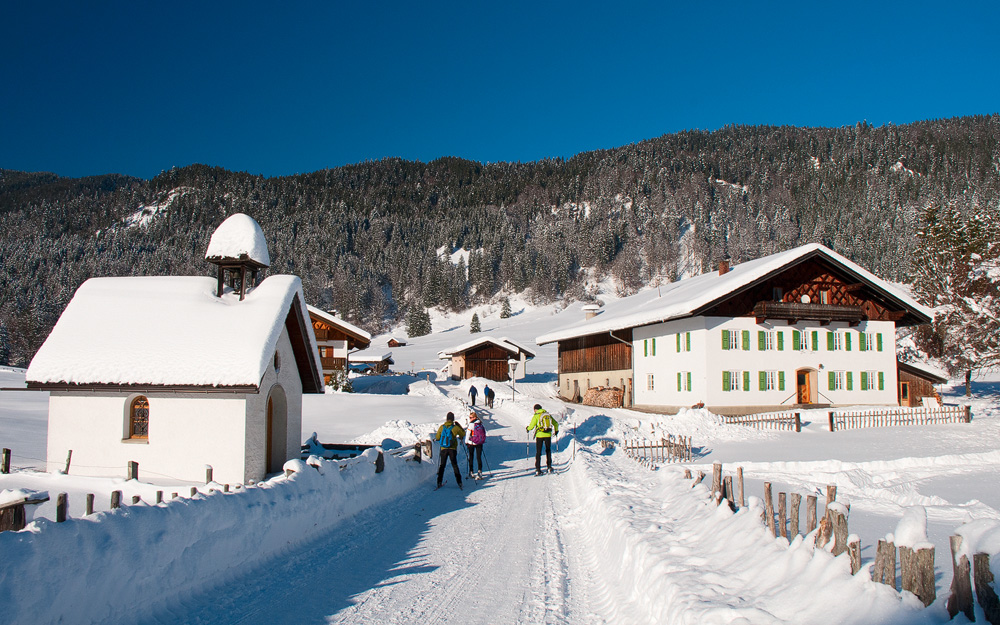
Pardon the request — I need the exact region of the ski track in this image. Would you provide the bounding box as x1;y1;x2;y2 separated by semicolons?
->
139;405;617;625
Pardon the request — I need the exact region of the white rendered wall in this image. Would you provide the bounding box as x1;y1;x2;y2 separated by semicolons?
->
245;328;304;482
633;317;899;411
46;392;248;484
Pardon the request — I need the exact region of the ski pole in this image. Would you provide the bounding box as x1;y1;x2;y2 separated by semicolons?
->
461;443;478;485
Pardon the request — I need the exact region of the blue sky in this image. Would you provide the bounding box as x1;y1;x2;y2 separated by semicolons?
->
2;1;997;179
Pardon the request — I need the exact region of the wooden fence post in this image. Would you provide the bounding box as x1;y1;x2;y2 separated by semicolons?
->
829;507;849;556
900;545;936;607
790;493;801;536
737;467;745;507
56;493;67;523
828;411;835;432
156;491;163;504
64;450;73;474
826;484;837;507
127;461;138;481
190;487;198;497
712;463;722;505
724;476;734;509
778;492;787;538
947;536;974;621
375;450;385;473
872;539;896;589
964;405;971;423
974;552;1000;624
205;466;213;484
806;496;817;533
1;448;9;474
848;537;862;574
85;493;94;516
763;482;776;536
414;442;422;463
794;412;801;433
683;468;692;479
693;471;705;487
132;495;141;504
110;490;121;509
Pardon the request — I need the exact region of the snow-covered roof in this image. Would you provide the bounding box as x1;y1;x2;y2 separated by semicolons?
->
536;243;933;345
351;352;393;364
26;275;321;391
438;336;537;359
306;306;372;346
205;213;270;267
897;360;948;384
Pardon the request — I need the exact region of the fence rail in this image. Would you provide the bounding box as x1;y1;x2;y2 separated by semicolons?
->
721;412;802;432
609;419;692;468
829;405;971;431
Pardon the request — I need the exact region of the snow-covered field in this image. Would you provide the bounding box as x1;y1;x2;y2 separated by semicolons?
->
1;297;999;623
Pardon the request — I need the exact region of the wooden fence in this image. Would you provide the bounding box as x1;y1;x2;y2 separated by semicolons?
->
609;421;692;468
721;412;801;432
829;405;971;431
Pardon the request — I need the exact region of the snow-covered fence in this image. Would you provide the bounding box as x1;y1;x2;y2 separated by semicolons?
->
610;420;692;468
720;411;801;432
828;405;971;431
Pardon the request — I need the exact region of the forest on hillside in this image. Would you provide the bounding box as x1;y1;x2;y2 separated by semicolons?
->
1;115;999;367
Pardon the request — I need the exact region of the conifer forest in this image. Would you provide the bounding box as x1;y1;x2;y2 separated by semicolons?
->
2;115;999;369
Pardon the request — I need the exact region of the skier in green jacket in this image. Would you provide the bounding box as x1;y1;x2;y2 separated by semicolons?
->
526;404;559;475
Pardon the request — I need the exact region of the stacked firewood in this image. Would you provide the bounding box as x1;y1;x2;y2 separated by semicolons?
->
581;386;624;408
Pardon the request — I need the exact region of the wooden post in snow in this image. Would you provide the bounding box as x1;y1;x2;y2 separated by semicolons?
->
777;492;787;538
806;495;817;533
132;495;141;505
763;482;776;536
724;476;735;509
85;493;94;516
826;484;837;508
974;552;1000;624
712;463;722;504
127;461;138;481
871;539;896;589
794;412;801;433
947;536;974;621
56;493;67;523
110;490;121;509
900;545;936;607
830;507;849;556
64;450;73;474
205;466;213;485
1;448;9;474
156;491;163;504
848;538;862;574
737;467;745;508
790;493;801;536
828;411;835;432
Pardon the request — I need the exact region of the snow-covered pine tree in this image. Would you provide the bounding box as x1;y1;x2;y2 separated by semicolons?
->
911;202;1000;395
470;312;481;333
500;297;511;319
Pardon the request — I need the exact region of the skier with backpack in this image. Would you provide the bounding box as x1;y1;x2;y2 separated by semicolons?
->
465;411;487;480
483;384;493;408
526;404;559;475
435;412;466;490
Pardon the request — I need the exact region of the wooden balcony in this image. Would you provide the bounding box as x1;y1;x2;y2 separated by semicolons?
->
752;301;864;325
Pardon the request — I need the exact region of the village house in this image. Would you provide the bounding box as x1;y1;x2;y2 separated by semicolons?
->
439;336;536;382
386;336;408;348
25;213;323;484
307;306;372;385
349;351;394;374
536;243;934;415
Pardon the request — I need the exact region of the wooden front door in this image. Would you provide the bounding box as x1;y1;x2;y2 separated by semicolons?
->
900;382;910;407
797;370;811;404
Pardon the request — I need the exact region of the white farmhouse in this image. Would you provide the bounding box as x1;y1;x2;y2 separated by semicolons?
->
536;244;933;415
25;213;323;484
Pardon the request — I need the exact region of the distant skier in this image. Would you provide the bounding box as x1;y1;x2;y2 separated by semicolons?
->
526;404;559;475
468;384;478;406
465;411;486;480
484;384;494;408
436;412;466;489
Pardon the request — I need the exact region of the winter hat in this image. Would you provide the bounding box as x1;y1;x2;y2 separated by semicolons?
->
446;412;454;421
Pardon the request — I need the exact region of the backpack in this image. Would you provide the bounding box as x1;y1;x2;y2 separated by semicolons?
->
540;412;553;434
439;424;456;448
470;422;486;445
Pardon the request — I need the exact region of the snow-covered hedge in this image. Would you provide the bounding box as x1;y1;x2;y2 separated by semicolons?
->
0;447;434;625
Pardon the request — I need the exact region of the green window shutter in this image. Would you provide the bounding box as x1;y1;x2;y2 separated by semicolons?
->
792;330;800;351
877;333;883;352
828;371;836;390
686;332;691;351
652;338;656;356
859;334;867;352
777;331;784;351
722;330;730;350
742;330;750;351
644;340;648;357
812;331;819;351
758;331;766;351
677;372;682;391
861;371;868;390
743;371;750;391
827;332;834;351
845;333;852;351
878;371;884;390
778;371;785;391
687;372;692;391
846;371;853;390
759;370;766;391
723;370;731;391
677;333;681;352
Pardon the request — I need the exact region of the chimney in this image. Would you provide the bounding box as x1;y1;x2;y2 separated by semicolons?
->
718;260;730;276
582;304;601;320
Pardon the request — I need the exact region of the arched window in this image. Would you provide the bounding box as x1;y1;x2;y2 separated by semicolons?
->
129;396;149;439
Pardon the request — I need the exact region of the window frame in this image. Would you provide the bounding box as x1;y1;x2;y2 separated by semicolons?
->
127;395;150;440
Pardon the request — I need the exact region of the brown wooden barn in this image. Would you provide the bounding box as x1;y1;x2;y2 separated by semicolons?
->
307;306;372;385
440;336;536;381
897;360;947;407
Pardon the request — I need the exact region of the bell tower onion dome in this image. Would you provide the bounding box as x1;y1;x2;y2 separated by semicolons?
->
205;213;270;300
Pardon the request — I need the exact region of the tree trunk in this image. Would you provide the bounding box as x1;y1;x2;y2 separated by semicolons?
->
966;370;972;397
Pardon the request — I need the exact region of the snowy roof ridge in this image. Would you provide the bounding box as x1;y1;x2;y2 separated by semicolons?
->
438;335;537;359
306;305;372;343
536;243;933;345
26;275;321;390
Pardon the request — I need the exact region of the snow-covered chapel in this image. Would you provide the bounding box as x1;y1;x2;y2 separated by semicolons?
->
26;213;322;484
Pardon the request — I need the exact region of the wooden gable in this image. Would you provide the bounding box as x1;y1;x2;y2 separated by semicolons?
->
702;256;921;326
557;330;633;374
310;317;370;350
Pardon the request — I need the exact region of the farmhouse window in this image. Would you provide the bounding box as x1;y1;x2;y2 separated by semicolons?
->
652;338;656;356
742;330;750;351
861;370;877;390
647;374;655;391
828;371;845;391
644;340;648;357
758;330;776;351
827;331;843;351
811;330;819;351
677;371;692;392
129;396;149;439
723;370;742;391
759;370;776;391
722;329;740;350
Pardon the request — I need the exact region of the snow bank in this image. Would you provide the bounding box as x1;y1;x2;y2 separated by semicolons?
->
0;448;434;625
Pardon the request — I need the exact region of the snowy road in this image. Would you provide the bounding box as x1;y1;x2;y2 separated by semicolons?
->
140;405;617;625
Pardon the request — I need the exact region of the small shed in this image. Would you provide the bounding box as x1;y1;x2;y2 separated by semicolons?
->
307;306;372;385
897;360;947;407
387;337;408;348
350;352;394;374
439;336;535;381
26;213;323;485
